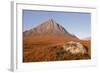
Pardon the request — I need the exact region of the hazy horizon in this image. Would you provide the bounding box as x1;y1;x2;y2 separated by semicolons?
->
23;10;91;39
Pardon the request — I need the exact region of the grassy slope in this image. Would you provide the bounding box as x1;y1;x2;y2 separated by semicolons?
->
23;35;91;62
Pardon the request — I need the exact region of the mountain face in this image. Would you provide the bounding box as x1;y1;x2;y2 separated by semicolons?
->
24;19;79;40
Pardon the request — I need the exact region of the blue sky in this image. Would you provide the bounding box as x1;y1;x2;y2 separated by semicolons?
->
23;10;91;39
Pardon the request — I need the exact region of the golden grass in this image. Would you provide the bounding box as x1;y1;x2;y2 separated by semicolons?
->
23;35;91;62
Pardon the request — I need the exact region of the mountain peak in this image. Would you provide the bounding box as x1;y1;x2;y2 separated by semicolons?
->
41;18;57;27
31;18;69;35
24;19;79;40
47;18;54;22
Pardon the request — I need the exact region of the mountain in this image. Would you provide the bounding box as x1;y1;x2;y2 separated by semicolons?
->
23;19;79;40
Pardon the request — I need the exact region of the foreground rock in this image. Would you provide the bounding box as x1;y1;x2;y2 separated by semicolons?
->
63;41;87;55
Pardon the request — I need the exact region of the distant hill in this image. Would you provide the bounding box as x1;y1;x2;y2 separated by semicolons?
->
82;37;91;40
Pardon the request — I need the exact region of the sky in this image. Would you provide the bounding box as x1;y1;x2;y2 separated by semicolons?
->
23;10;91;39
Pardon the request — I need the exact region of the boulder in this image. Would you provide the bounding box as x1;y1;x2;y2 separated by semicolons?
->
63;41;87;55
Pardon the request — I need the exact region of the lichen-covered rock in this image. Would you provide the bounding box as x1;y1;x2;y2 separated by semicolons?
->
63;41;87;55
